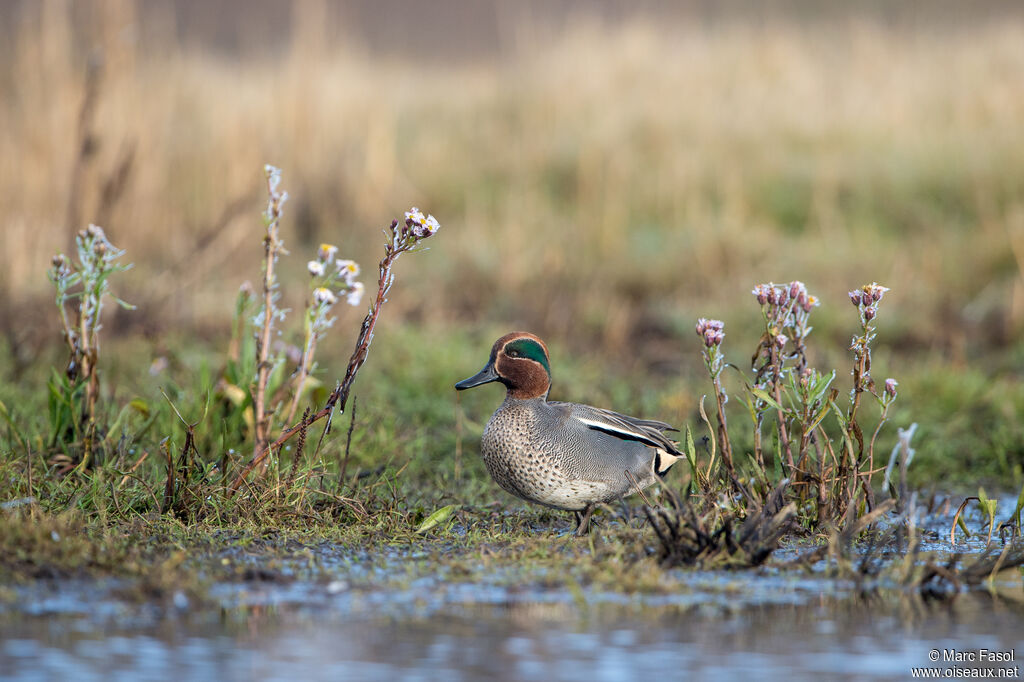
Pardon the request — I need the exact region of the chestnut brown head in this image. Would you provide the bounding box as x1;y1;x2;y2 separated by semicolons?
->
455;332;551;400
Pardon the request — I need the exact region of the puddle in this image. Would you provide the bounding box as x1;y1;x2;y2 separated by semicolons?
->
2;496;1022;681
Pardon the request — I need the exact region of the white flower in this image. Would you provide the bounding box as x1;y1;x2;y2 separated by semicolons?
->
313;287;337;305
404;207;440;238
346;281;365;307
318;243;338;262
336;259;360;282
307;260;325;277
405;207;426;225
423;214;440;235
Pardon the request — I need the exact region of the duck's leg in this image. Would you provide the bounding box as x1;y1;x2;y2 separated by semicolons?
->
573;504;596;537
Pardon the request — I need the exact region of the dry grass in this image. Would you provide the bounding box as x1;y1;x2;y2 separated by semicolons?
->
2;3;1023;369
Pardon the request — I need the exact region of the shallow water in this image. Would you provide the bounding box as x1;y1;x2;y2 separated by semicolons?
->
2;499;1022;681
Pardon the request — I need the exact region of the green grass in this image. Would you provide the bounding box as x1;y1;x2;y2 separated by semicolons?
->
2;318;1021;527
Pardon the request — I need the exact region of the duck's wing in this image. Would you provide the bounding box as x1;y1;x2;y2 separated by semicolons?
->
549;401;682;455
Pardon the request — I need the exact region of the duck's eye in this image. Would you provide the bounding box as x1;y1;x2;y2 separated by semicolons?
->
507;349;520;358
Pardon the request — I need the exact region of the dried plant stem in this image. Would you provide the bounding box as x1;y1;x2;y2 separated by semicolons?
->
252;171;285;473
340;397;357;486
230;222;411;494
252;236;276;470
284;408;310;492
867;403;890;479
950;497;979;544
846;332;874;510
711;373;735;480
768;345;795;475
78;304;99;461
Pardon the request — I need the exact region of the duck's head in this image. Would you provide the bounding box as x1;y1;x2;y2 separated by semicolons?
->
455;332;551;400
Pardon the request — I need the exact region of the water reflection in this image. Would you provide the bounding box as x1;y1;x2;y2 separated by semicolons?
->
2;578;1021;681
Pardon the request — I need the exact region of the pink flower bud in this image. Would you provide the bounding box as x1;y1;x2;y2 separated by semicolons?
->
849;291;861;306
884;378;898;397
696;318;708;336
775;334;788;349
861;291;873;307
789;282;801;299
864;306;876;321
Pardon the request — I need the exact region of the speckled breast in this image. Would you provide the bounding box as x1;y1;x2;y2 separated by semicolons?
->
479;401;609;511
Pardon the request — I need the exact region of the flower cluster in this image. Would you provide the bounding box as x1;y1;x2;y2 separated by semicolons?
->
751;280;820;368
752;281;817;312
404;207;440;238
47;223;132;453
695;318;725;347
695;317;727;379
50;224;133;349
307;243;364;315
884;377;898;399
848;282;889;324
51;253;72;280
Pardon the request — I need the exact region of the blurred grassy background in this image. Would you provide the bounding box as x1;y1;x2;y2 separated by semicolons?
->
2;0;1023;486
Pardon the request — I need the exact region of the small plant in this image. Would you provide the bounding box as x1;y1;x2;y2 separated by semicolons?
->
951;488;1002;546
252;165;290;473
695;318;734;483
228;203;440;493
682;280;903;531
835;282;896;511
226;166;368;479
286;243;364;424
644;481;796;569
47;224;133;466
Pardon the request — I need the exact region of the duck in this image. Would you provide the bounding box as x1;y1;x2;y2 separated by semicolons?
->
455;332;682;536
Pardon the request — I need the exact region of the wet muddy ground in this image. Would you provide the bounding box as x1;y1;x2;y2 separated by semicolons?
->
2;499;1022;681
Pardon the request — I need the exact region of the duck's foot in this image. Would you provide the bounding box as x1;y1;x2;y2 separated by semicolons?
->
573;504;596;537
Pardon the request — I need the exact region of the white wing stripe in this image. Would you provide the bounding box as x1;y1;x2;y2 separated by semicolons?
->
575;416;656;442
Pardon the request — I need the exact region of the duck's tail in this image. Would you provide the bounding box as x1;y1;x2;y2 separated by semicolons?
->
654;447;681;478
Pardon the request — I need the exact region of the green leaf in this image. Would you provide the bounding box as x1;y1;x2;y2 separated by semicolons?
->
809;370;836;404
415;504;459;533
957;514;972;539
749;387;784;412
111;295;136;310
806;403;832;433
